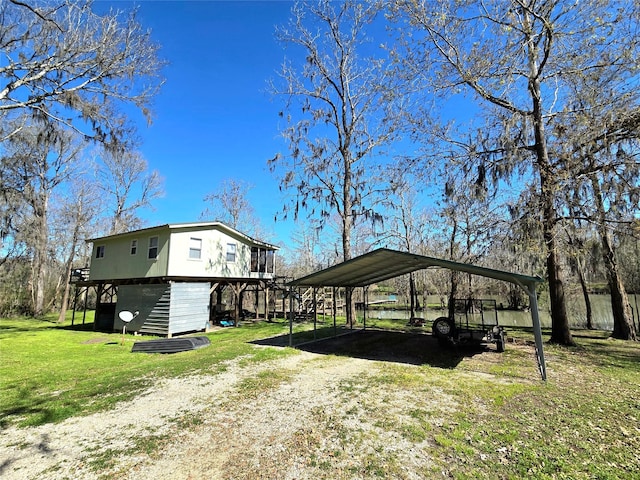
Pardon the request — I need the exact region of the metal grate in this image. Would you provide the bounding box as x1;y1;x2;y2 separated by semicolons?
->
131;336;211;354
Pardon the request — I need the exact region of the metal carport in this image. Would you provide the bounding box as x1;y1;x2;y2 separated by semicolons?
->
287;248;547;380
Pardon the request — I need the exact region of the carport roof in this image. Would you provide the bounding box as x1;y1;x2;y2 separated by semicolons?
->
287;248;543;289
287;247;548;381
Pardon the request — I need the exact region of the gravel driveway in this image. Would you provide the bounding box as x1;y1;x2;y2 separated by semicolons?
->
1;342;445;479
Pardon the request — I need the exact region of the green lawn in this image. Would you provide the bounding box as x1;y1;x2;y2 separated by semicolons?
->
0;313;299;428
1;313;639;479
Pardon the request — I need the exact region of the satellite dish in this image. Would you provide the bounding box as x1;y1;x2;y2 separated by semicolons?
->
118;311;139;346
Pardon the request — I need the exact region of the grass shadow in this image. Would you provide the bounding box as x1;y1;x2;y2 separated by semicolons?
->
0;318;95;334
574;338;640;370
58;322;96;332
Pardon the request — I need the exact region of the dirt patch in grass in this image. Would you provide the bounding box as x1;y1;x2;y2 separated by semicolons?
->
81;338;110;345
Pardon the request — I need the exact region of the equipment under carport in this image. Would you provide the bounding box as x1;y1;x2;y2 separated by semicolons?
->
432;298;506;351
131;336;211;354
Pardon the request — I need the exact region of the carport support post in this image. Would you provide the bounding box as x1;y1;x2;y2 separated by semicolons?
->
333;287;337;337
313;287;317;340
289;287;294;347
527;283;547;381
363;286;367;330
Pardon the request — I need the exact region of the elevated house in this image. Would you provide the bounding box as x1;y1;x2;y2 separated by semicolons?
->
78;222;279;337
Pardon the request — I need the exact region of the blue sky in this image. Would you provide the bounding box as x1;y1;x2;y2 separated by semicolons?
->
97;1;297;245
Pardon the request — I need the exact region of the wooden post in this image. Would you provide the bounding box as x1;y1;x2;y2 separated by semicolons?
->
231;282;248;326
94;283;104;331
82;286;89;325
254;284;259;319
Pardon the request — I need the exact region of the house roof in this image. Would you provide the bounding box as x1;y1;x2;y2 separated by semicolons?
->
287;248;543;288
86;222;279;250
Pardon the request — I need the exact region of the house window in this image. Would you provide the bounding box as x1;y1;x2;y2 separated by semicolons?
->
148;236;159;259
96;245;105;259
226;243;236;262
266;250;274;273
189;237;202;259
251;247;275;273
130;239;138;255
251;248;258;271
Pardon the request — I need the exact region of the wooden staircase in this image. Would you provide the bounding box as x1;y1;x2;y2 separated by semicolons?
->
296;287;343;316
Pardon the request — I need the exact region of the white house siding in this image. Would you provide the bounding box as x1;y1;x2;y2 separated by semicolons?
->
88;223;276;282
167;229;253;278
168;282;210;335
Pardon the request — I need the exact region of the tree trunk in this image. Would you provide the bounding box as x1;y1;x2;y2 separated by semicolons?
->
591;177;637;340
524;12;573;345
447;217;458;319
57;263;73;324
409;272;416;318
447;272;458;320
31;194;49;317
540;171;572;344
576;259;594;330
342;153;356;327
566;224;593;330
58;222;82;323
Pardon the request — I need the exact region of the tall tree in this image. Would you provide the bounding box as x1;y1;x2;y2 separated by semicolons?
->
385;177;432;318
95;148;163;235
562;220;595;330
0;0;165;316
1;122;85;315
54;176;100;323
269;0;397;325
394;0;640;345
591;175;636;340
0;0;164;147
201;178;263;237
552;22;640;340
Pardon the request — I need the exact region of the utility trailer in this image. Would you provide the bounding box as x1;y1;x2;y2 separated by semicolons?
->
432;298;506;352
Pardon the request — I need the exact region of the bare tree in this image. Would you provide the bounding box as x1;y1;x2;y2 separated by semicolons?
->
385;177;432;318
394;0;640;345
201;178;260;235
95;148;163;234
591;176;637;340
54;177;100;323
1;121;85;315
281;223;327;279
0;0;164;147
269;0;398;325
0;0;165;316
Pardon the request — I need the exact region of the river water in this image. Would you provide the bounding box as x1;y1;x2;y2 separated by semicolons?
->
359;293;640;331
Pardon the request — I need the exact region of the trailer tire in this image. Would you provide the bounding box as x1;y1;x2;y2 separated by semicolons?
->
432;317;454;339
